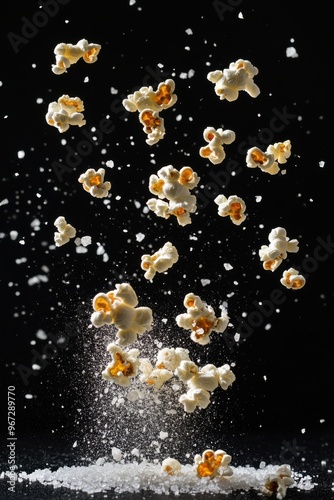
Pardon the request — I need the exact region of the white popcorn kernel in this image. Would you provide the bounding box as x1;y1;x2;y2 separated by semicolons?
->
141;241;179;280
155;347;190;371
51;39;101;75
161;457;182;476
214;194;247;225
179;388;211;413
280;267;306;290
90;283;153;346
261;464;294;499
54;216;76;247
147;165;200;226
199;126;236;165
78;168;111;198
217;364;236;390
122;79;177;113
259;227;299;272
46;95;86;133
208;59;260;102
246;146;279;175
267;140;292;165
139;109;165;145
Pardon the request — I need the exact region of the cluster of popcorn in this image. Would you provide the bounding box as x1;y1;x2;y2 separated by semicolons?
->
45;95;86;133
207;59;260;102
51;38;101;75
54;216;76;247
141;241;179;280
90;283;153;346
246;140;292;175
101;344;235;412
161;453;294;499
122;79;177;145
259;227;306;290
199;126;236;165
176;293;229;345
147;165;200;226
261;465;295;499
214;194;247;225
78;168;111;198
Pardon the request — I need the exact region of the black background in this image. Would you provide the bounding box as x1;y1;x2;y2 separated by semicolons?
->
1;0;333;497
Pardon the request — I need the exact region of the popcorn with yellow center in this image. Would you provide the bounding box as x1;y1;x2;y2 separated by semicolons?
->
147;165;200;226
207;59;260;102
51;38;101;75
214;194;247;225
199;126;236;165
141;241;179;280
246;140;291;175
45;95;86;133
78;168;111;198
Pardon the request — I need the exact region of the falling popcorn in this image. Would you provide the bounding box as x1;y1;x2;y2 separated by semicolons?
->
199;126;236;165
147;165;200;226
214;194;247;225
259;227;299;271
78;168;111;198
161;458;182;476
261;464;294;499
176;293;229;345
90;283;153;346
207;59;260;102
246;140;291;175
194;449;233;479
139;358;173;389
45;95;86;133
51;39;101;75
280;267;306;290
141;241;179;280
122;79;177;113
122;79;177;145
54;216;76;247
102;343;140;387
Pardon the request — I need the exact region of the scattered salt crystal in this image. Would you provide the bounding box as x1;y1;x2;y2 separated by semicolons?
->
36;329;47;340
72;441;78;448
112;447;122;462
76;246;88;254
200;279;210;286
17;150;25;159
319;161;325;168
234;333;240;342
224;263;233;271
159;431;168;440
0;198;9;206
185;28;193;35
238;11;244;18
10;230;18;240
28;275;48;285
32;364;41;370
136;232;145;242
81;236;92;246
286;46;299;58
255;195;262;202
25;394;33;399
96;244;105;255
106;159;114;168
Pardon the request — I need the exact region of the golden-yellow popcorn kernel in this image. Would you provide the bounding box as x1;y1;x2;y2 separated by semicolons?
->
192;316;213;339
197;450;223;478
155;83;173;106
109;352;134;378
83;47;100;63
140;110;162;130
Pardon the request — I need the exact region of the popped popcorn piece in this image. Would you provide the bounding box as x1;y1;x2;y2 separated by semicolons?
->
217;363;236;390
141;241;179;280
261;464;294;499
179;387;211;413
161;458;182;476
174;359;199;383
155;347;191;371
207;59;260;102
139;109;165;145
246;140;292;175
54;216;76;247
78;168;111;198
194;449;233;479
45;95;86;133
214;194;247;225
259;227;299;271
122;79;177;113
52;39;101;75
199;126;236;165
147;165;200;226
139;358;173;389
122;79;177;145
102;343;140;387
90;283;153;346
280;267;306;290
176;292;229;345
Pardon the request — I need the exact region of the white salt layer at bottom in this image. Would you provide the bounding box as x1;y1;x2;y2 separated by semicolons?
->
16;462;315;496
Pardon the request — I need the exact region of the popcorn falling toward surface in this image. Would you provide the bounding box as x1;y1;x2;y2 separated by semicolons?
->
259;227;299;272
147;165;200;226
122;79;177;145
214;194;247;225
176;292;229;345
199;126;236;165
78;168;111;198
45;94;86;133
141;241;179;280
53;216;76;247
280;267;306;290
207;58;260;102
90;283;153;346
246;140;292;175
51;38;101;74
